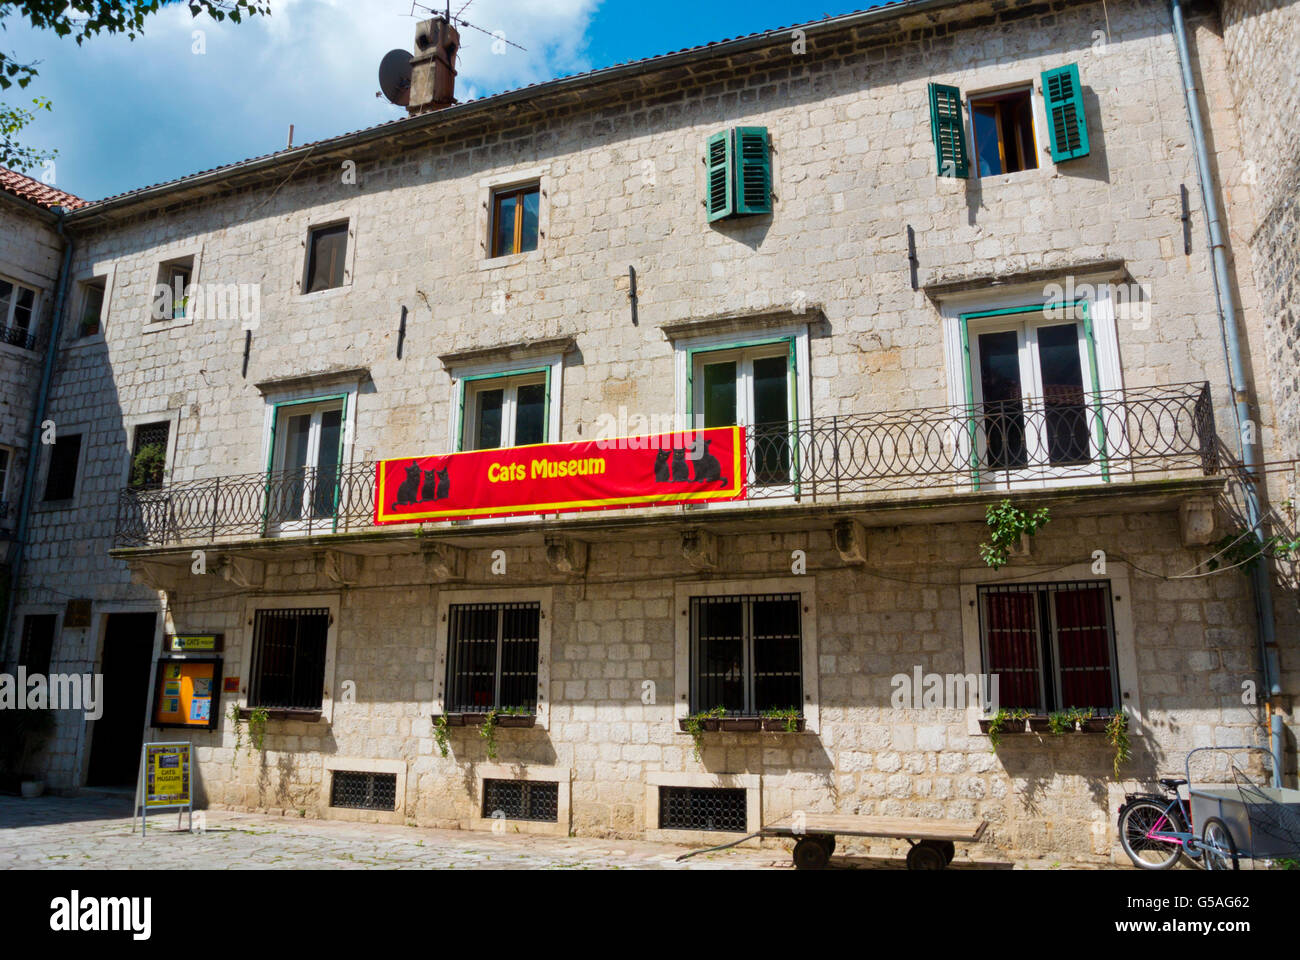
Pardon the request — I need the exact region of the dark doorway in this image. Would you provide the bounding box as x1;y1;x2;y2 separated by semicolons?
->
86;612;156;787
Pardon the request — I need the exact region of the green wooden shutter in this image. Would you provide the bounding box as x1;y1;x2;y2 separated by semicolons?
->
705;130;734;221
734;127;771;215
1042;64;1090;162
928;83;969;179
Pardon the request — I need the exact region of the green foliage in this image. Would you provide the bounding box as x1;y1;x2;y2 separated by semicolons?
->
478;709;498;760
433;715;450;758
1;2;270;170
227;702;243;764
985;707;1029;750
130;442;166;488
1208;528;1300;574
1046;710;1073;735
1105;710;1131;779
980;499;1050;569
247;706;268;752
684;706;726;761
761;706;801;732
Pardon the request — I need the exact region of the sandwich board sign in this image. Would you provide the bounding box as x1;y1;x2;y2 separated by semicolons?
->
133;741;193;836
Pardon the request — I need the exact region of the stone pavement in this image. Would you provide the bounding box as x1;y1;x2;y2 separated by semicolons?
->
0;794;1095;869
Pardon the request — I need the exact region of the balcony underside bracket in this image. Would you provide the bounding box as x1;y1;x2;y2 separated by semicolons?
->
315;549;363;586
217;554;265;589
544;535;588;576
833;518;867;565
421;541;466;581
681;528;718;571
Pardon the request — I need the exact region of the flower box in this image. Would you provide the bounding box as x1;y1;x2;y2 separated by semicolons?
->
237;707;321;723
444;712;535;728
761;717;807;733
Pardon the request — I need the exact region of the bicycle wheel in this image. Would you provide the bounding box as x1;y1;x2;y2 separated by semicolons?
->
1201;818;1240;871
1119;799;1186;870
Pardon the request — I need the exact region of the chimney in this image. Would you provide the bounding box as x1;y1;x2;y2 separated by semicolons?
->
408;16;459;115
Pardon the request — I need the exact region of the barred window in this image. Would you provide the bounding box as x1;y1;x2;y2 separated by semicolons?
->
659;786;747;833
482;779;558;822
978;581;1118;713
690;593;802;715
129;421;170;490
249;608;330;710
445;602;539;713
330;771;396;811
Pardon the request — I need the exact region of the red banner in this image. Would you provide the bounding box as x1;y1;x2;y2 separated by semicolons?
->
374;426;746;524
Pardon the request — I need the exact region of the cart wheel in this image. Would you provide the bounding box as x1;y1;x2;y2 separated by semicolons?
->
906;840;948;870
935;840;956;865
793;837;830;870
818;834;836;858
1201;818;1239;871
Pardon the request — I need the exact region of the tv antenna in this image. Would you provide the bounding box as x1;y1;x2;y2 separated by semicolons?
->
407;0;528;52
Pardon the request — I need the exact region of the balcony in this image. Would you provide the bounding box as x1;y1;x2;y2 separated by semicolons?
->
113;382;1219;549
0;324;38;352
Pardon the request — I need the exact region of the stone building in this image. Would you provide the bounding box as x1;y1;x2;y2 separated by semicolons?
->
2;0;1297;865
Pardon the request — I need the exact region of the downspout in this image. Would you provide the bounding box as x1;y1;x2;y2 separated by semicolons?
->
1170;0;1284;786
2;207;73;660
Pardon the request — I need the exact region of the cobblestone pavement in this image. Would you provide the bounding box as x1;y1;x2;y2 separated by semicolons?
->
0;795;1096;869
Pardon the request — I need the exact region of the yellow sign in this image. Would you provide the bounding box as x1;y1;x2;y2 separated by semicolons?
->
144;743;190;807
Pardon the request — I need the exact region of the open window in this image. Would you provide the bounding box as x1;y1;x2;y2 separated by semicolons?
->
691;342;795;488
41;432;83;502
0;277;38;350
153;256;193;322
969;88;1038;177
304;222;349;293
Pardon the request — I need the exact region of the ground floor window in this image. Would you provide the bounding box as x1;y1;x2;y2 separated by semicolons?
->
977;580;1118;712
482;779;558;822
659;786;748;832
445;602;540;713
248;607;330;710
329;771;396;811
690;593;801;715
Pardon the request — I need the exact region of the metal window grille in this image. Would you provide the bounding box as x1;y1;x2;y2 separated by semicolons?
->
445;602;540;713
330;771;396;811
249;608;330;710
42;434;82;501
482;779;559;823
659;786;748;832
19;614;56;675
977;581;1119;713
690;593;802;714
130;421;170;490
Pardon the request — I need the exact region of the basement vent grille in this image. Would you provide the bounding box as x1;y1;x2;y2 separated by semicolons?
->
659;786;747;832
330;771;397;811
482;779;559;822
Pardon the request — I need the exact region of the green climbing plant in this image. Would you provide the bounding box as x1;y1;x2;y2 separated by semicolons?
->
1208;528;1300;573
478;709;499;760
433;715;450;758
1105;710;1131;779
980;499;1050;569
985;707;1030;750
129;442;167;489
684;706;726;761
247;707;269;752
761;706;801;732
228;702;244;764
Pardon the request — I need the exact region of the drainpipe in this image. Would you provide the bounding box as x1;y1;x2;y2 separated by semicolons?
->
1171;0;1284;786
2;208;73;659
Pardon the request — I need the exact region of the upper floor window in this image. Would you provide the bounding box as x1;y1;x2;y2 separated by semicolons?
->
704;127;771;221
79;277;106;338
970;88;1037;177
268;398;344;527
154;256;193;321
129;421;171;490
461;372;547;451
42;432;82;502
978;581;1118;713
304;222;348;293
693;343;792;486
490;184;540;258
0;278;38;350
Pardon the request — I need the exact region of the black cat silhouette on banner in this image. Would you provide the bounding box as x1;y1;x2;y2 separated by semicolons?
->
374;426;745;524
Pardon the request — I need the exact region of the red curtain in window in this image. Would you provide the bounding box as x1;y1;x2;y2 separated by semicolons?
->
983;591;1041;710
1054;587;1114;710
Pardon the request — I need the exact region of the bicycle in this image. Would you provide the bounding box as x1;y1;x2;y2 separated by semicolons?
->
1117;776;1208;870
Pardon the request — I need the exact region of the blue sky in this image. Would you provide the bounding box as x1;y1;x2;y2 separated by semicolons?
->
5;1;878;201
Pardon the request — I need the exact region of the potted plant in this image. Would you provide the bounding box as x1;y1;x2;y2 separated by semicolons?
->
495;705;535;728
980;707;1030;749
682;706;726;760
724;711;761;732
760;707;804;732
129;442;167;490
0;709;55;796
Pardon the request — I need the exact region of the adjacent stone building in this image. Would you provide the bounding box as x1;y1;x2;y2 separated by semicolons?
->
3;0;1297;865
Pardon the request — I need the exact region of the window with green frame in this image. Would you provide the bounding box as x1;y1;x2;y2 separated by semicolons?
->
688;337;796;486
457;369;550;452
265;395;346;528
959;302;1107;483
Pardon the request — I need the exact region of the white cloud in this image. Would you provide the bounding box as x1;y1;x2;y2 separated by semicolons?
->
6;0;601;198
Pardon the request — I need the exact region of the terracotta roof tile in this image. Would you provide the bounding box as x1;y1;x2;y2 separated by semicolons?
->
0;166;88;211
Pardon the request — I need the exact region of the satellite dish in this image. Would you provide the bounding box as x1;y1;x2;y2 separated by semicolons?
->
379;49;413;106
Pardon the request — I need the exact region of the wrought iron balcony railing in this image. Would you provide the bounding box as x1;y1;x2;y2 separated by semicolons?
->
0;324;38;352
113;382;1217;548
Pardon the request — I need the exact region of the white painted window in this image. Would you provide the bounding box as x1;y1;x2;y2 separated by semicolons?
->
462;372;547;451
268;399;345;528
0;277;38;345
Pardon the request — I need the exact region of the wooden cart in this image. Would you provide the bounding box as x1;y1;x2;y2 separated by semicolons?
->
676;813;989;869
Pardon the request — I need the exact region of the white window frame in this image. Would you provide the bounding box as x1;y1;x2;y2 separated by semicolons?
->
431;586;552;732
236;593;341;725
673;575;819;735
672;322;812;508
446;354;564;453
121;409;181;488
940;278;1125;492
266;398;348;535
0;274;42;355
461;371;548;452
69;263;115;346
645;771;763;846
965;82;1045;180
144;244;203;334
472;764;572;837
960;561;1141;738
